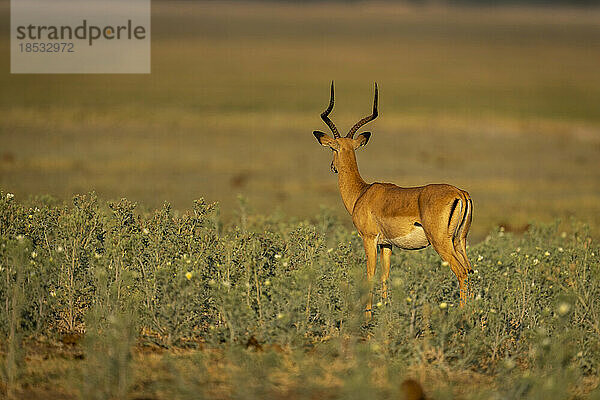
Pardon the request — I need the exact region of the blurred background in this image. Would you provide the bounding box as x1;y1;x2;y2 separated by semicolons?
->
0;1;599;240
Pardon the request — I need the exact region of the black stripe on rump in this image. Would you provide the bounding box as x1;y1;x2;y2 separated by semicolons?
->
448;198;460;229
456;196;469;236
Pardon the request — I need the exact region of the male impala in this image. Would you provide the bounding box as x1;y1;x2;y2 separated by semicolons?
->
313;82;473;318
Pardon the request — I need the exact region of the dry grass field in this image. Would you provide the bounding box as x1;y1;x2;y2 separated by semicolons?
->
1;2;599;240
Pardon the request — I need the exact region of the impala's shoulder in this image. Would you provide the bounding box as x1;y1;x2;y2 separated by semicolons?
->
352;183;392;211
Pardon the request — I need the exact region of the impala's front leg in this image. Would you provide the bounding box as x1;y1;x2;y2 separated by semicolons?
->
363;236;378;320
380;244;392;300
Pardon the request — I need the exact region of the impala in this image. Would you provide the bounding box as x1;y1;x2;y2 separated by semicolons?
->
313;82;473;318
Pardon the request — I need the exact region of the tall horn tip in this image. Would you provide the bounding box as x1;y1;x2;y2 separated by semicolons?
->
373;82;379;114
321;81;339;137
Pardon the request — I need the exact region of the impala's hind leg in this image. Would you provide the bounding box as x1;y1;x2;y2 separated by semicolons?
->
453;195;474;297
422;197;470;305
430;238;469;305
453;242;472;299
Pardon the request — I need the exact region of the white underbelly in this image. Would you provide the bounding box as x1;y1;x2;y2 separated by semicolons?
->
380;226;430;250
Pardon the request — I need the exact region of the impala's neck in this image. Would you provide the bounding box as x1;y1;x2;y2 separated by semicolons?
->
337;150;369;214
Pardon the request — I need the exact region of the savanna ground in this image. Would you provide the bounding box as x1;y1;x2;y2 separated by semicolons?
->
1;1;600;399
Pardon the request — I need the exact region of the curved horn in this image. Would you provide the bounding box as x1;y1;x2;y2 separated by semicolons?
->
321;81;340;138
346;82;378;138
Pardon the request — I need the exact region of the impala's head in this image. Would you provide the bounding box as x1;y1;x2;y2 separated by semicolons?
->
313;82;378;173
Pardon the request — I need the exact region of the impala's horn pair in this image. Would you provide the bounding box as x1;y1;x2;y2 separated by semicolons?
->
320;81;378;139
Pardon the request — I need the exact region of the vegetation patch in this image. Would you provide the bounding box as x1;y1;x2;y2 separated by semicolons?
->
1;191;599;399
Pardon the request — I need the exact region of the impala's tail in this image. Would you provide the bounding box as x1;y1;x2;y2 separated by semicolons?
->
454;192;473;273
454;194;470;240
447;192;473;274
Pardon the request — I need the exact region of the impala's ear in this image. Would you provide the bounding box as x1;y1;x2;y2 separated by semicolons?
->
354;132;371;149
313;131;339;150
